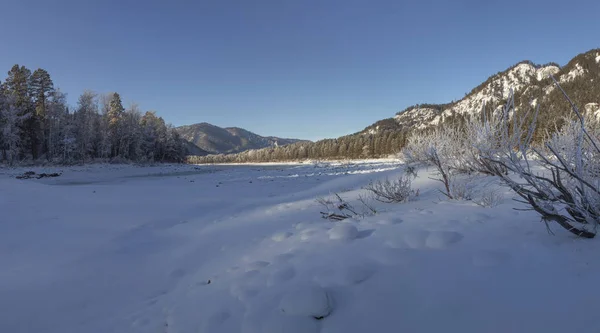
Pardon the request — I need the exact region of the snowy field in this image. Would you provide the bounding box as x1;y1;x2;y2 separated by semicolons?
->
1;161;598;333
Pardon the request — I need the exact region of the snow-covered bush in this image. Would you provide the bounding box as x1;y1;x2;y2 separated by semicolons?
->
476;79;600;238
364;174;416;203
449;177;475;201
464;107;508;175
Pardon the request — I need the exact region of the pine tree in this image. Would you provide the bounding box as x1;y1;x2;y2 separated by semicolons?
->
30;68;55;156
4;65;34;159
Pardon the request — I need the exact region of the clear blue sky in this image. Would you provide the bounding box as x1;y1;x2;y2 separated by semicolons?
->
1;0;598;141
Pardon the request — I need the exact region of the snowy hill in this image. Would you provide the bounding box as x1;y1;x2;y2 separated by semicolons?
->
388;49;600;132
177;122;307;155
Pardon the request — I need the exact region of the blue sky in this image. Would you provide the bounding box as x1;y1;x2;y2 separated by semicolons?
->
1;0;598;141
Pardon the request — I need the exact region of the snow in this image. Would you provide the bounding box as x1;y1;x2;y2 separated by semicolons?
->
596;53;600;63
585;103;600;120
279;284;332;318
2;161;600;332
531;98;538;107
536;64;560;81
328;223;359;241
560;63;586;83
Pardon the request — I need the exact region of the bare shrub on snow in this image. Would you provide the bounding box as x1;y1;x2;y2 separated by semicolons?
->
364;174;416;203
476;78;600;238
449;177;475;201
475;189;504;208
317;193;377;221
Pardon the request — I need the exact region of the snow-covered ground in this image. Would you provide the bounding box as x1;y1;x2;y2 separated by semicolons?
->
1;161;598;333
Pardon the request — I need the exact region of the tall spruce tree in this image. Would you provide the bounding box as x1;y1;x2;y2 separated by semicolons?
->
4;65;34;158
107;92;124;156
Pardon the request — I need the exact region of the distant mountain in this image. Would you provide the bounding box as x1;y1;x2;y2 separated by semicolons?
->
182;140;210;156
188;48;600;163
176;122;307;155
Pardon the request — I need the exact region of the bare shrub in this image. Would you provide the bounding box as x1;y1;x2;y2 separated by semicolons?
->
317;193;377;221
449;177;475;201
404;165;418;179
364;174;416;203
476;78;600;238
475;189;504;208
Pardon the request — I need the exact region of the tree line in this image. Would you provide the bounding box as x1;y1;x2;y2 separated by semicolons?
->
0;65;186;165
187;130;408;164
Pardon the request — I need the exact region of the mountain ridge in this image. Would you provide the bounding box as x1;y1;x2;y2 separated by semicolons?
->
187;48;600;163
178;122;307;155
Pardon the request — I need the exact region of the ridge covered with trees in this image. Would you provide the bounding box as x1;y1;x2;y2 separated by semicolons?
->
0;65;186;165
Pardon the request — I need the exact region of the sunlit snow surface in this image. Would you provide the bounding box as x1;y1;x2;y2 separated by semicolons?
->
1;161;599;333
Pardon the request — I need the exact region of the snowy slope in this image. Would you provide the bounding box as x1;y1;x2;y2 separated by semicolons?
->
2;162;599;333
386;49;600;134
394;62;561;130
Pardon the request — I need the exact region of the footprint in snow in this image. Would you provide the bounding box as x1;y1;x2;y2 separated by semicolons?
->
356;229;375;239
403;230;430;249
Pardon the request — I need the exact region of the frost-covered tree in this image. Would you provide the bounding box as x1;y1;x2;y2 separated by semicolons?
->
164;125;185;162
140;111;167;161
46;90;69;160
119;104;142;160
74;90;98;162
0;95;30;165
0;65;187;164
96;93;113;158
